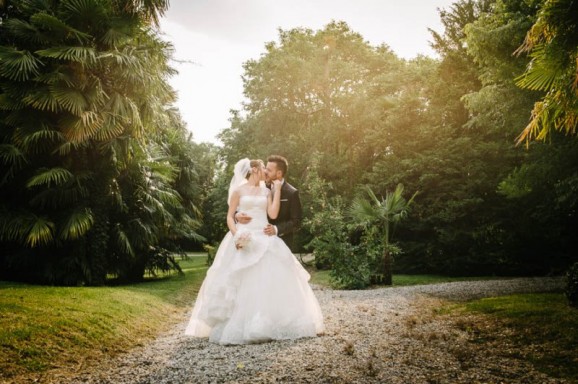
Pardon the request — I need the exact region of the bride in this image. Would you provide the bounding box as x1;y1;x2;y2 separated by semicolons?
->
185;158;324;344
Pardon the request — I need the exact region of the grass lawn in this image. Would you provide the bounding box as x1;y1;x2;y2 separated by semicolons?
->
309;269;500;288
0;255;208;381
445;293;578;381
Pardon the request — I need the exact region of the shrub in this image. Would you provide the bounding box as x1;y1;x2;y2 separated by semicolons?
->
305;197;373;289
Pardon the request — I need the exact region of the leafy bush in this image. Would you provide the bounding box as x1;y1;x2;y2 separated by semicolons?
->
305;196;374;289
145;246;184;277
565;262;578;307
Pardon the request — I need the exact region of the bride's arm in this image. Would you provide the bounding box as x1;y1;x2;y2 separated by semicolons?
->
227;191;240;235
267;181;282;219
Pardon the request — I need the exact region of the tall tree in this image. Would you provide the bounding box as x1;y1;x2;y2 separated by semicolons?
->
514;0;578;144
220;21;403;199
0;0;201;284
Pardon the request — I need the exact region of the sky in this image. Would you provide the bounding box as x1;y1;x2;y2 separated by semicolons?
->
159;0;457;145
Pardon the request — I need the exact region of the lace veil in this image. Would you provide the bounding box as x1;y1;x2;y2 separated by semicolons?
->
228;158;250;205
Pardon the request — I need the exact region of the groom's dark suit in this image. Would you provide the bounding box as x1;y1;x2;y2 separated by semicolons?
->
269;181;302;252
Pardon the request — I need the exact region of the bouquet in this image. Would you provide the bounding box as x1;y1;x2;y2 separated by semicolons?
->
234;230;252;250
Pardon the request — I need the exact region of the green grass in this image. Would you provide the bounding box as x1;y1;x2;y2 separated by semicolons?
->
0;255;208;380
451;293;578;381
309;269;500;288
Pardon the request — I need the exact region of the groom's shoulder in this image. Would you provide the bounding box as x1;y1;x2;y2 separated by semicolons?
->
283;182;298;194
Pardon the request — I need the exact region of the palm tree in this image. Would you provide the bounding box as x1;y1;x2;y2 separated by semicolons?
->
514;0;578;145
0;0;198;284
349;184;417;285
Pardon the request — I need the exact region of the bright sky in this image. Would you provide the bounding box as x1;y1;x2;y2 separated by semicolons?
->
159;0;456;145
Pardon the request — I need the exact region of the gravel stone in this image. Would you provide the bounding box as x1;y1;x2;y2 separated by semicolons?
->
15;277;567;384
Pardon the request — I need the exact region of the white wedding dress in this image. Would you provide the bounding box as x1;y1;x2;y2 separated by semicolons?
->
185;188;324;344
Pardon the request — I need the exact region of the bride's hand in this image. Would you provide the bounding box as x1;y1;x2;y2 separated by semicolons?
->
272;179;282;190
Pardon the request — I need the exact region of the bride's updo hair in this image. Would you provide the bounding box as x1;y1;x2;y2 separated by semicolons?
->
246;159;264;179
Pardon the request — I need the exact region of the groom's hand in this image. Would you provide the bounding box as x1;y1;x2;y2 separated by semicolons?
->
235;212;252;224
263;224;277;236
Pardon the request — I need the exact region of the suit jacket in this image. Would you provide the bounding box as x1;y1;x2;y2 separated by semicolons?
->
269;181;302;252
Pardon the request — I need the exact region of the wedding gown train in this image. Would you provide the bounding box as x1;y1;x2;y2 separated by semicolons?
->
185;191;324;345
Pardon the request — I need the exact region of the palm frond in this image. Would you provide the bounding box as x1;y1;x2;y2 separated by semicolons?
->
515;45;563;91
27;167;74;188
98;49;139;67
100;26;130;47
29;183;89;209
154;188;182;207
35;69;76;86
30;12;91;44
114;0;170;27
349;195;379;224
0;209;56;247
2;18;51;45
0;46;42;81
60;111;103;143
0;144;26;167
21;128;63;153
25;215;55;247
53;140;87;156
22;86;61;113
35;46;97;65
0;210;52;246
59;207;94;240
0;93;25;110
51;83;88;116
113;223;135;256
127;218;157;247
0;144;27;185
61;0;107;26
94;113;125;141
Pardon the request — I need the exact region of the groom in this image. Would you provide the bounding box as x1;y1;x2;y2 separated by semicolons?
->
237;155;302;252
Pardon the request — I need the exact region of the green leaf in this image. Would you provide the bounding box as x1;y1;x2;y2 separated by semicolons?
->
59;208;94;240
22;86;61;112
2;18;51;45
52;84;88;116
27;167;74;188
0;144;26;166
26;216;55;247
0;93;25;110
21;128;63;153
113;224;135;257
36;46;97;65
0;46;42;81
30;12;91;44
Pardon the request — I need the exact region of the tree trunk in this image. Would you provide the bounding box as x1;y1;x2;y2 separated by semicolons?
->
383;249;393;286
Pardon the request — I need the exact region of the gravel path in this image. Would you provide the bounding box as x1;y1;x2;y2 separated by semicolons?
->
42;277;567;383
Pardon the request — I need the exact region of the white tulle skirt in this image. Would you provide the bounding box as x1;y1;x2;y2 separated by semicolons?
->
185;229;324;345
